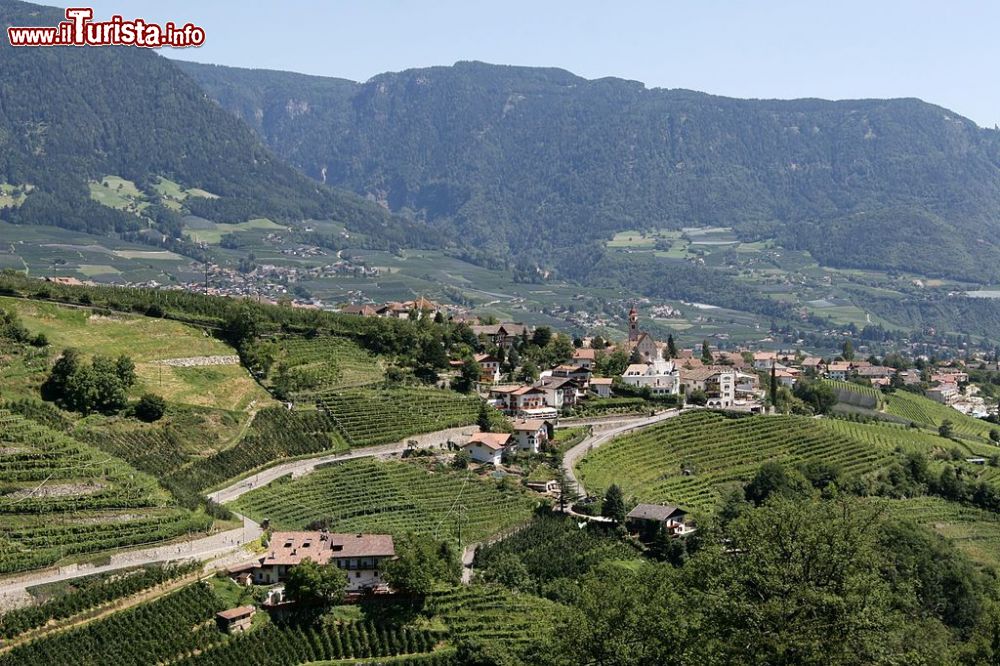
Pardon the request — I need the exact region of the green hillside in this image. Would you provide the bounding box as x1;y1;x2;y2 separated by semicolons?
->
231;458;537;545
0;410;210;574
884;390;997;443
0;0;430;256
574;411;991;512
180;60;1000;282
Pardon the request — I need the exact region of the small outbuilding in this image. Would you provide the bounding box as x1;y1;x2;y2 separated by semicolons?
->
216;605;256;634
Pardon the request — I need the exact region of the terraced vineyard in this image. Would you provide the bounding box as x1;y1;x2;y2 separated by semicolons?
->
576;411;905;512
231;459;537;545
318;387;480;447
427;586;565;658
265;335;385;399
165;407;349;495
876;496;1000;569
0;410;210;574
884;391;996;443
824;379;883;409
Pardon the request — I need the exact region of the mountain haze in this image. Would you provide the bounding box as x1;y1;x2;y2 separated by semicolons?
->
180;59;1000;280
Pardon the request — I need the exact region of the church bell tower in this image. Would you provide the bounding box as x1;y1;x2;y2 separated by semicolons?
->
628;305;639;342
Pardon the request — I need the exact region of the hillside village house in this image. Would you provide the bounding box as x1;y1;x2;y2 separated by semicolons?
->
927;383;961;404
461;432;515;465
550;364;592;389
470;322;528;349
239;531;396;592
571;347;597;369
474;353;502;383
535;375;579;408
681;367;737;407
511;419;552;454
590;377;613;398
621;358;680;395
626;503;695;538
826;362;852;381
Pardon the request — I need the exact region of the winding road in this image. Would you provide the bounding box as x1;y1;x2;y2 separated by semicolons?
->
0;410;682;607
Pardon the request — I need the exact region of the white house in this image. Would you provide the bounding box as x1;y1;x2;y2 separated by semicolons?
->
620;358;679;395
681;367;737;408
474;353;502;383
511;419;551;454
571;348;596;370
461;432;514;466
590;377;613;398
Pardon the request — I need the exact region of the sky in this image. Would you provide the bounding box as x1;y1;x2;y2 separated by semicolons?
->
82;0;1000;127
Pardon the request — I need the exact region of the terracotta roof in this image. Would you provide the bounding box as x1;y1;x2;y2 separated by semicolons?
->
217;605;255;620
590;378;613;385
465;432;513;451
573;348;597;360
512;419;546;431
552;364;590;374
260;531;395;567
511;386;545;395
801;357;823;366
828;362;852;371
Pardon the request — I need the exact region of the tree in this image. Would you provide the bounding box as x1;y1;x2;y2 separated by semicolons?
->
480;552;531;590
769;365;777;409
452;449;471;469
701;340;712;365
793;378;838;414
379;533;460;595
666;334;678;359
842;339;855;361
601;484;627;524
517;361;540;383
452;356;481;394
939;419;954;439
477;401;493;432
284;558;348;606
744;461;810;505
990;429;999;444
686;388;708;406
115;355;136;388
135;393;166;422
532;327;553;348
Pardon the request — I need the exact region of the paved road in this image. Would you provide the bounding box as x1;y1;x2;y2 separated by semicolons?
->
561;408;682;498
208;424;476;505
0;515;262;612
0;424;475;607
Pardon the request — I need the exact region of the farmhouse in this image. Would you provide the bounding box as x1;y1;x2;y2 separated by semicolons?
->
826;362;852;381
247;531;395;592
474;353;502;383
461;432;515;465
511;419;552;454
680;367;736;407
216;605;256;634
590;377;613;398
470;322;528;348
571;347;597;369
550;364;592;389
534;375;579;408
927;383;960;404
626;503;695;538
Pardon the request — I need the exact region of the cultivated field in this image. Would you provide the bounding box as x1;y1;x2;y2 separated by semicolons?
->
0;410;210;575
576;411;914;512
0;296;270;410
231;458;537;545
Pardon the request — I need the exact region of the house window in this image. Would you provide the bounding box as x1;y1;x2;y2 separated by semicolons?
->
355;571;361;578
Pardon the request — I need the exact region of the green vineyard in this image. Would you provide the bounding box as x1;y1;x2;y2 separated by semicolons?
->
426;586;565;658
876;496;1000;570
0;581;449;666
165;407;349;494
317;387;480;447
824;379;883;409
265;335;385;399
884;391;996;443
231;458;537;545
576;411;919;512
0;410;210;574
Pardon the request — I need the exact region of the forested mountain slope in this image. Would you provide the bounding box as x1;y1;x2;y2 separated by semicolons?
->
180;59;1000;280
0;0;425;247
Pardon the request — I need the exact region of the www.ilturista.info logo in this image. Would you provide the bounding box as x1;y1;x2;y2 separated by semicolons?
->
7;7;205;47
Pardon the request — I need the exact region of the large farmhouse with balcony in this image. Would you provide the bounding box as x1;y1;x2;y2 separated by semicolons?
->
239;531;396;592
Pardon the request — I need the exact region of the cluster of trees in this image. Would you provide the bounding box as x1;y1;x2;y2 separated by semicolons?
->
40;349;137;415
0;306;46;347
542;496;997;666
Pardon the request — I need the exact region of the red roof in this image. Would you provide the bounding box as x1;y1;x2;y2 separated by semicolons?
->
260;531;395;567
464;432;512;451
217;605;255;620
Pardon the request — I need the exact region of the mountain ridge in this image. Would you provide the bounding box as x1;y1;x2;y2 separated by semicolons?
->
177;58;1000;281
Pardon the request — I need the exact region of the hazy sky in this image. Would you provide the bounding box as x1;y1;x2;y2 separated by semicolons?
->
82;0;999;127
